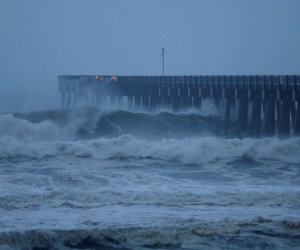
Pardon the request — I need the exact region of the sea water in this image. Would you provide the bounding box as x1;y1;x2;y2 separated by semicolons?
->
0;107;299;250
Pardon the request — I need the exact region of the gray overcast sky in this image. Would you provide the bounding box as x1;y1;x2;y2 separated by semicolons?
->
0;0;300;112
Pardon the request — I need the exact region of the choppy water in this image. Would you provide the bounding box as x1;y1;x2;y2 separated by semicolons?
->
0;107;299;250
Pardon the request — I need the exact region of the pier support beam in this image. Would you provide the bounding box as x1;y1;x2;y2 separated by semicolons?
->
181;97;187;109
142;95;149;111
193;97;202;110
278;91;292;138
264;100;275;137
118;96;123;109
249;90;262;138
294;102;300;135
169;87;179;111
181;97;192;110
157;96;163;109
190;88;201;110
72;92;77;108
160;87;170;109
237;90;249;137
262;100;266;120
162;96;172;109
150;88;159;111
224;99;232;136
127;96;133;110
213;89;222;109
291;102;296;128
250;100;262;137
224;90;235;135
276;101;281;130
135;96;141;110
180;88;189;110
150;96;158;111
172;96;181;112
279;101;291;137
264;91;276;137
237;100;248;136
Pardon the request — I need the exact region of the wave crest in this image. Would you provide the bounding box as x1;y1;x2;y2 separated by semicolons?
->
1;135;300;164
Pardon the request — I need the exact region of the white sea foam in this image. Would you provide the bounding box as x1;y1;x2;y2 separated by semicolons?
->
1;135;300;165
1;110;299;250
0;107;298;164
1;137;300;215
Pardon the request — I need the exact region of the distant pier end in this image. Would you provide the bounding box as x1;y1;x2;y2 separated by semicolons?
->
58;75;300;138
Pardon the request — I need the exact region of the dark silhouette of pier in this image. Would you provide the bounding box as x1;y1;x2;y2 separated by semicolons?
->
58;75;300;138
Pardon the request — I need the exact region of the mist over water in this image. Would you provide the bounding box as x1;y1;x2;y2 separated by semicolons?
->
0;74;60;113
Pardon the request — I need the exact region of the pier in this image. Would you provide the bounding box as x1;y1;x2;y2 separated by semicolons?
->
58;75;300;138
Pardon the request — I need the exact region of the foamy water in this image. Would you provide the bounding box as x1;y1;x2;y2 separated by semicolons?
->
0;108;299;249
1;134;300;164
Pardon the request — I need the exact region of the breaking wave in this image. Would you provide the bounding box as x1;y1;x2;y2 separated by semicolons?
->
0;135;300;165
1;107;300;250
3;107;223;141
0;107;299;164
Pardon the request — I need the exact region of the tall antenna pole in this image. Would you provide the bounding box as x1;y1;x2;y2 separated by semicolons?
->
161;48;164;76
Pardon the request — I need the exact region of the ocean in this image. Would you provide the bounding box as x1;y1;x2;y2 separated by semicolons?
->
0;106;299;250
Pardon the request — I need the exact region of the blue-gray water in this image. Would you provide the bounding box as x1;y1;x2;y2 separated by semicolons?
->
0;107;299;250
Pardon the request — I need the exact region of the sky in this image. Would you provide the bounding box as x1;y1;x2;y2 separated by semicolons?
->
0;0;300;112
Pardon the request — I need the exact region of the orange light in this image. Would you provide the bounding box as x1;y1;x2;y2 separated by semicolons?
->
95;76;99;79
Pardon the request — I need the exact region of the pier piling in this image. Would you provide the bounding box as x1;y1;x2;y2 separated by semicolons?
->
58;75;300;138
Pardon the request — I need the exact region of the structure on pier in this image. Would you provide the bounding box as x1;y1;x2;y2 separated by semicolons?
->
58;75;300;138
